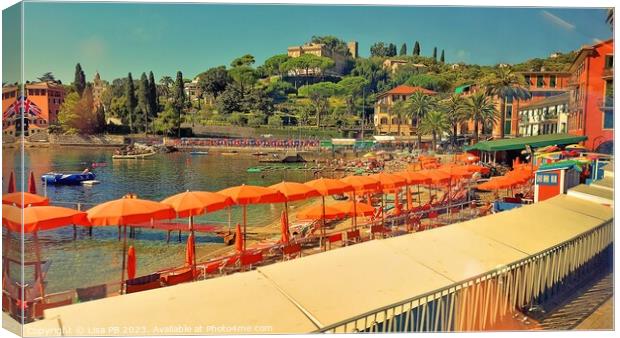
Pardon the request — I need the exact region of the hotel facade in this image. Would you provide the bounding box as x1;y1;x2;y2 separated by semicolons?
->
2;81;65;137
373;85;437;136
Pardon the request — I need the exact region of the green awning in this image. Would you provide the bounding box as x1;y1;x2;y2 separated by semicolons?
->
465;134;587;152
538;160;584;172
454;84;472;94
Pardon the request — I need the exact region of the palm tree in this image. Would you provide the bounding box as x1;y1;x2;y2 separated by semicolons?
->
463;92;499;143
484;68;531;138
606;8;613;29
389;100;408;136
440;94;467;147
406;91;437;149
419;110;450;151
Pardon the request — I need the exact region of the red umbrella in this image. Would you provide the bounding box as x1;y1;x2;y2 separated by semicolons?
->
2;192;49;208
28;172;37;195
7;171;15;193
127;246;136;280
280;210;290;244
185;233;196;268
234;223;243;253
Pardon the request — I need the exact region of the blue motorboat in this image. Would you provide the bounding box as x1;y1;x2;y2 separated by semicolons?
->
41;172;96;185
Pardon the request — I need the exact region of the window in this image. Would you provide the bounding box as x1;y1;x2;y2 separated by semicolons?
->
536;76;544;88
550;75;556;88
603;109;613;129
505;105;512;119
524;75;531;86
504;121;511;135
605;55;613;69
380;117;388;124
605;79;613;107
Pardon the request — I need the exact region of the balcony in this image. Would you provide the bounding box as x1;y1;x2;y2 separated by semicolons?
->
597;97;614;109
602;68;613;79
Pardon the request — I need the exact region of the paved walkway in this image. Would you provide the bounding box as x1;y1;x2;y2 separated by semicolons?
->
539;272;613;330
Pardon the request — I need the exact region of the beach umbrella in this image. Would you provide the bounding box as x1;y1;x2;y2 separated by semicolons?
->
86;196;175;292
234;223;243;253
393;193;402;216
2;192;49;208
185;233;196;268
6;171;15;193
297;204;346;220
332;201;375;217
304;178;354;249
28;172;37;195
2;204;90;306
395;171;431;208
476;177;517;191
269;182;320;240
218;185;285;251
127;246;136;280
339;176;380;229
369;173;407;228
280;210;290;244
161;191;233;268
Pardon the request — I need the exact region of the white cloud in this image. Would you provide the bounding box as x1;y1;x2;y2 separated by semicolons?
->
541;10;576;31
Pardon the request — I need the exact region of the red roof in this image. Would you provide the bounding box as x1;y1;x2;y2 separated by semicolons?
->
381;85;437;97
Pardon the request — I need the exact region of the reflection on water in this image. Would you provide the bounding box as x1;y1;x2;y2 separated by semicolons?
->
2;147;313;292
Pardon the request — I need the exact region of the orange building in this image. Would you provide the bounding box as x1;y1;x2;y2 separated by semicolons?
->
373;85;437;136
567;39;614;153
2;81;65;137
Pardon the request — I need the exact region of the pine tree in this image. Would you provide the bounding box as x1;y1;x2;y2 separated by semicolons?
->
433;47;438;61
413;41;420;56
172;71;186;137
126;72;137;134
399;43;407;56
148;71;158;119
74;63;86;96
138;73;150;134
440;50;445;63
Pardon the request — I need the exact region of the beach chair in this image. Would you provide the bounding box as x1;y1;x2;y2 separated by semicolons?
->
240;252;263;271
32;291;74;320
125;273;162;294
76;284;107;302
345;229;361;245
407;214;422;232
200;260;226;279
370;225;390;239
162;268;196;286
282;243;302;260
327;233;343;250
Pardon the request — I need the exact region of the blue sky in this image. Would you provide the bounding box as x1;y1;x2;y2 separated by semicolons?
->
3;3;612;83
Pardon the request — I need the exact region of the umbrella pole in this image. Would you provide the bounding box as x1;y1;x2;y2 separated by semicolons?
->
120;225;128;294
381;193;385;229
190;216;196;269
353;191;357;230
321;196;326;251
243;205;247;252
418;185;421;206
32;231;45;305
284;201;290;243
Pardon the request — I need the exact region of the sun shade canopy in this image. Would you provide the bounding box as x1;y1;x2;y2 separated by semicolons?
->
465;134;587;152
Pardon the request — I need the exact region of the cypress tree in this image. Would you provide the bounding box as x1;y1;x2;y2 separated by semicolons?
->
126;72;137;134
440;50;445;63
413;41;420;56
387;43;397;57
138;73;150;134
432;47;438;61
74;63;86;96
399;43;407;56
147;71;159;134
173;71;186;137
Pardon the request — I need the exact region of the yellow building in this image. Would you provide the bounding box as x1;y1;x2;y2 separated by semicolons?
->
373;85;437;136
286;41;357;76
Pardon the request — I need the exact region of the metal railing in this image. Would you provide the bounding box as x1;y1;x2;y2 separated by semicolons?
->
317;218;613;333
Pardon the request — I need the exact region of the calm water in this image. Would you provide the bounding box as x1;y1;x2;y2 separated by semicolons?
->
2;147;313;293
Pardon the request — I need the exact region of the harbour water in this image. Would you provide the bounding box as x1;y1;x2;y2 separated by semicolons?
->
2;147;313;293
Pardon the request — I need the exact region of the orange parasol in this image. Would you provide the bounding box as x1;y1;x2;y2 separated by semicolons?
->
369;173;407;192
304;178;354;247
86;197;175;226
28;172;37;195
461;164;490;174
7;171;16;193
185;233;196;267
438;166;473;179
393;193;402;216
161;191;233;218
234;223;243;252
395;171;431;185
419;169;451;185
280;210;290;244
2;204;90;307
219;185;286;251
2;204;90;233
331;201;375;217
268;181;321;202
340;176;381;193
127;246;136;280
86;196;175;292
297;204;346;220
476;177;517;191
2;192;49;208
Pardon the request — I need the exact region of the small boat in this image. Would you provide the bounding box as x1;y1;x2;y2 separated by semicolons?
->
252;151;268;156
112;152;156;159
246;167;262;173
41;172;96;185
189;151;209;156
81;180;101;186
221;151;238;156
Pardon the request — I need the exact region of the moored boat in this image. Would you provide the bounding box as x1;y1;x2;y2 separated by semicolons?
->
112;152;156;159
41;172;96;185
189;150;209;155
